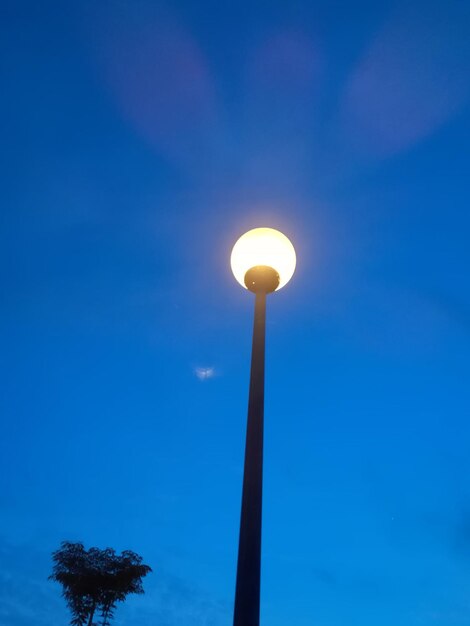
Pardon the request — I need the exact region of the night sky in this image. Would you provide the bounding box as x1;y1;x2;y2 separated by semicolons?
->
1;0;470;624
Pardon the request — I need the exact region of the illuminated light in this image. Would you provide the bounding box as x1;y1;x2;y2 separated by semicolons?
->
231;227;296;291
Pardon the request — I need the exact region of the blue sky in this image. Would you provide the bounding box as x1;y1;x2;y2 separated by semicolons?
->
1;0;470;624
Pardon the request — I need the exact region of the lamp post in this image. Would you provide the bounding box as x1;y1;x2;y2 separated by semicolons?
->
230;228;296;626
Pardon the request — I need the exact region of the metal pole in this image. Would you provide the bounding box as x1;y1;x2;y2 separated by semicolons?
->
233;290;267;626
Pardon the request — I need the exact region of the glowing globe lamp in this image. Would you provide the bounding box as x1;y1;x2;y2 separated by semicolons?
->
231;227;296;293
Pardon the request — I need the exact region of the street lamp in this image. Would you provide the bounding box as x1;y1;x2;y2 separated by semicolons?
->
231;227;296;626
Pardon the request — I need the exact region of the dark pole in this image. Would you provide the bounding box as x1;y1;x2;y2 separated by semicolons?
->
233;265;279;626
233;290;266;626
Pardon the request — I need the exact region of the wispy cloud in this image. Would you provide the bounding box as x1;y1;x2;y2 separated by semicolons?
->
0;540;66;626
118;571;229;626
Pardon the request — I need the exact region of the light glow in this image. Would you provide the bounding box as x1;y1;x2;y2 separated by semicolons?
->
231;227;296;290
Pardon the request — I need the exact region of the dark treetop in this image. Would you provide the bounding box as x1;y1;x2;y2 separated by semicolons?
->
50;541;152;626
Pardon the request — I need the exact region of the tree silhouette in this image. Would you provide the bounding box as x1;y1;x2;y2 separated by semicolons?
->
49;541;152;626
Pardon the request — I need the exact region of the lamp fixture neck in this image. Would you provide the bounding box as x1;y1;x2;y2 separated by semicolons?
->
244;266;280;294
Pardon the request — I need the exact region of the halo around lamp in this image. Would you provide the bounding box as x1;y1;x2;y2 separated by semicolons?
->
231;227;296;291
